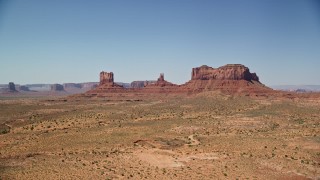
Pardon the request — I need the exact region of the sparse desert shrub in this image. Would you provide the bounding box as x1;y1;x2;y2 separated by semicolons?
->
1;129;9;134
270;123;279;130
294;118;305;124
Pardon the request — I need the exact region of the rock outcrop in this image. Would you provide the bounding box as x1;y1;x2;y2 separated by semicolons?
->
131;81;156;88
51;84;64;91
146;73;177;87
182;64;269;94
100;71;114;85
141;73;179;93
191;64;259;81
8;82;17;92
86;71;125;95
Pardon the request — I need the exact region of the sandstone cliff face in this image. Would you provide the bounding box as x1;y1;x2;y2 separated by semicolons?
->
182;64;268;94
100;71;114;85
191;64;259;81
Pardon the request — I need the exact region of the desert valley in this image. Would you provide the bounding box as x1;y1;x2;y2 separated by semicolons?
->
0;64;319;179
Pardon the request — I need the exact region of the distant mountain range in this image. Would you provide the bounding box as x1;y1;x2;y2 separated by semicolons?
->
271;85;320;92
0;81;147;94
0;82;99;94
2;82;320;95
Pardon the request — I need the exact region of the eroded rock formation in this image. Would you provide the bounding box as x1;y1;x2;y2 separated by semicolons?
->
8;82;17;92
181;64;268;94
191;64;259;81
141;73;179;93
82;64;271;97
147;73;177;87
51;84;64;91
86;71;124;95
100;71;114;85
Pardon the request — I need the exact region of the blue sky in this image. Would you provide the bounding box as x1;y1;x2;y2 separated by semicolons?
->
0;0;319;85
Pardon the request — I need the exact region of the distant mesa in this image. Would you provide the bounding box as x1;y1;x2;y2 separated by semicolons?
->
82;64;270;97
131;81;156;88
115;82;131;88
80;82;99;90
18;85;30;91
9;82;17;91
51;84;64;91
63;83;82;89
0;82;19;93
271;85;320;93
0;82;100;95
8;82;18;92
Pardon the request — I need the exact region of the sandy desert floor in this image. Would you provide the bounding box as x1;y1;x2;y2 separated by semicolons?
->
0;94;319;179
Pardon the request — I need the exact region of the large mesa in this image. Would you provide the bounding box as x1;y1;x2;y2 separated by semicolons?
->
182;64;269;94
191;64;259;81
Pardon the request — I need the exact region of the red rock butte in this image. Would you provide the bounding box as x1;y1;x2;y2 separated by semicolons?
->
84;64;272;97
100;71;114;85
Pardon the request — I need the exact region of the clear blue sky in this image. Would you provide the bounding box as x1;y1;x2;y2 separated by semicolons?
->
0;0;319;85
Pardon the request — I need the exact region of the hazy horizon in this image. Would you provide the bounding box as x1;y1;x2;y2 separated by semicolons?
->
1;0;319;86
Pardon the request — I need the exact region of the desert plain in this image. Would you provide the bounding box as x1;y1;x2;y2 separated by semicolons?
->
0;92;319;180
